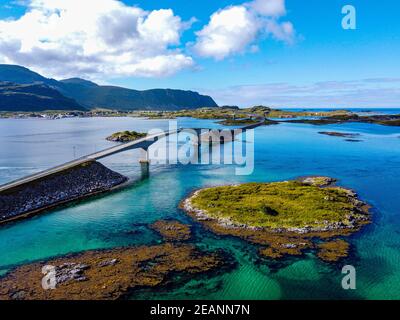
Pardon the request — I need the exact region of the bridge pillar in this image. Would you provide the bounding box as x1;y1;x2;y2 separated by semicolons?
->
139;148;150;177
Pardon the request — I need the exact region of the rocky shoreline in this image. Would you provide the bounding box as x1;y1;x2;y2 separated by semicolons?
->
181;177;371;262
0;161;128;225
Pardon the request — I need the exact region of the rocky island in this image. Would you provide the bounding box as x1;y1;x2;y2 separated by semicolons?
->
182;177;371;262
106;130;147;142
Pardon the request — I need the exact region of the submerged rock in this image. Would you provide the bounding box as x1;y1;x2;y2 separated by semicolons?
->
0;243;225;300
150;220;191;241
317;240;350;262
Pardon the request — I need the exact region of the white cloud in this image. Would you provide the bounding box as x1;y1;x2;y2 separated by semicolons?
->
193;0;295;60
265;20;295;43
0;0;194;79
250;0;286;16
193;6;260;60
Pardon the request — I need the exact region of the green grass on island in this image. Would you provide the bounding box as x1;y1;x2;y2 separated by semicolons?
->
106;130;147;142
190;178;367;230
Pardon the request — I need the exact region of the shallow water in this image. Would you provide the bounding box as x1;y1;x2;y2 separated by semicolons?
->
0;116;399;299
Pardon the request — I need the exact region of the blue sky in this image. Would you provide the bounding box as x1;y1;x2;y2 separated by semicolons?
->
0;0;399;107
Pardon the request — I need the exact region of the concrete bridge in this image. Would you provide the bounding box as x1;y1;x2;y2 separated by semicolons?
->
0;118;265;193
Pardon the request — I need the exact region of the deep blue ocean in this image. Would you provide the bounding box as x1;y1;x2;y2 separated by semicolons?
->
0;111;400;299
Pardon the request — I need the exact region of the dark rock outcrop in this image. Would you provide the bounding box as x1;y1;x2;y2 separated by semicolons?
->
0;161;127;224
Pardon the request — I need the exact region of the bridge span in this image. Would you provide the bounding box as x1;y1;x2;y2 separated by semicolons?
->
0;119;265;193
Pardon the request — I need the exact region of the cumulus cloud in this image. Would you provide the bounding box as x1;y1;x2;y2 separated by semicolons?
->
193;6;260;60
265;20;294;43
0;0;194;79
250;0;286;16
203;79;400;108
193;0;295;60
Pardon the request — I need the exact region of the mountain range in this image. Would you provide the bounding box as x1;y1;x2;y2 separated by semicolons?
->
0;65;218;112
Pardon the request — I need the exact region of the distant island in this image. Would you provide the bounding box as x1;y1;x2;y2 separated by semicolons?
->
2;103;400;130
0;64;217;112
106;131;147;142
182;176;371;262
286;113;400;127
138;106;400;127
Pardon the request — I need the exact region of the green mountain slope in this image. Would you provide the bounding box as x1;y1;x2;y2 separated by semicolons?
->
59;79;217;110
0;65;218;111
0;82;85;112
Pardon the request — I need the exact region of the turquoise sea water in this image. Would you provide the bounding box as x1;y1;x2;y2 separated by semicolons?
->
0;115;400;299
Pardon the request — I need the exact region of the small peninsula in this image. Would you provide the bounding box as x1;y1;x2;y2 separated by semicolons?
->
182;177;371;262
106;130;147;142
